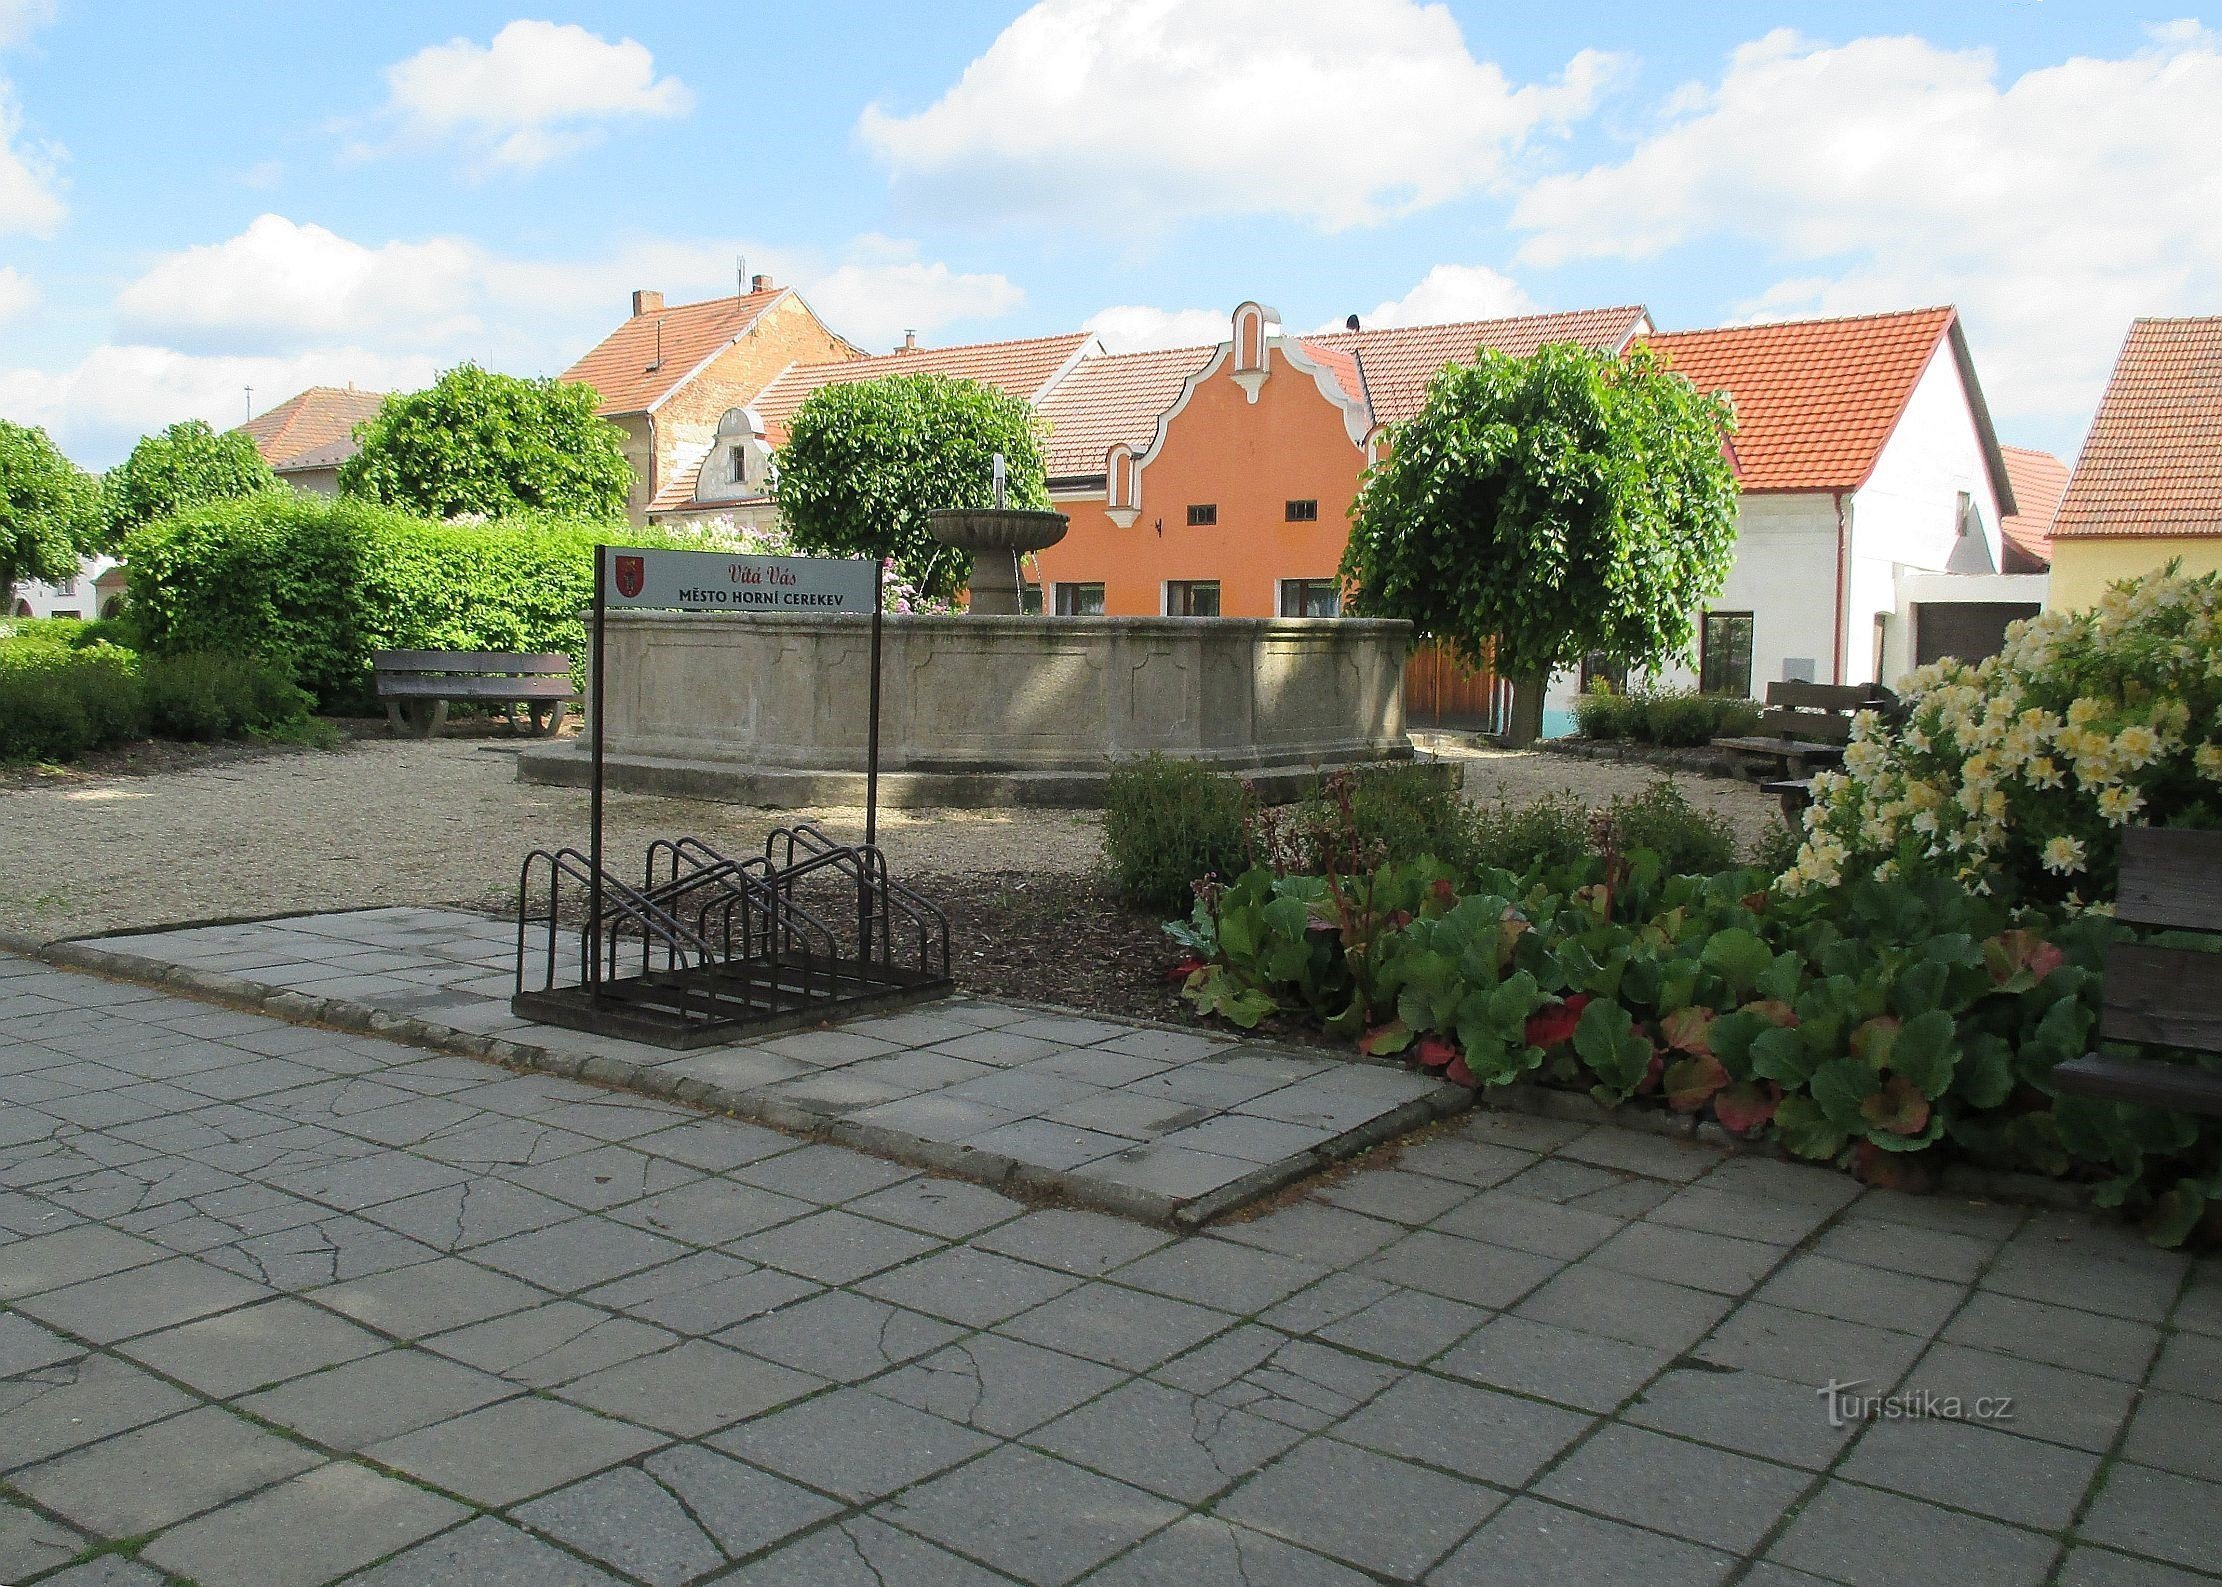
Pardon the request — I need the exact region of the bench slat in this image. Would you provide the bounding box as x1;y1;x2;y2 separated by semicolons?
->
1711;735;1845;760
377;677;577;701
2101;943;2222;1054
2118;828;2222;933
1765;680;1895;712
1758;708;1856;744
2050;1053;2222;1117
372;650;574;675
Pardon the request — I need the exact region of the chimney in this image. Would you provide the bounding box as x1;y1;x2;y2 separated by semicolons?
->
631;289;664;317
902;330;917;351
750;274;774;294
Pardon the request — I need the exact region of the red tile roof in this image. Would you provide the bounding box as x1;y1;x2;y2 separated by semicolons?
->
647;455;735;516
2052;317;2222;540
748;331;1097;440
1037;343;1217;478
1641;308;1964;494
1308;305;1652;426
234;386;384;470
560;288;788;416
1295;341;1367;407
1998;445;2069;570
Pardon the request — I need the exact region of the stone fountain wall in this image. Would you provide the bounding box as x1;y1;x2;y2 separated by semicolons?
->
515;611;1414;807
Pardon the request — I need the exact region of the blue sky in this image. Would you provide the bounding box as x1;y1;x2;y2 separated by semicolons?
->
3;0;2216;465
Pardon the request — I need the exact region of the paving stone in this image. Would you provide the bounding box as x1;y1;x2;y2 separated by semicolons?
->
1556;1124;1722;1182
0;1499;86;1582
14;1253;273;1343
1429;1495;1738;1587
1029;1376;1305;1502
847;1175;1024;1238
144;1460;467;1587
1983;1216;2188;1322
608;1177;817;1244
973;1207;1177;1276
1148;1112;1335;1164
1537;1423;1811;1552
342;1514;630;1586
1515;1262;1732;1352
2079;1462;2222;1573
1313;1286;1490;1365
425;1299;677;1387
882;1442;1184;1585
758;1027;903;1065
1216;1200;1405;1265
655;1047;812;1093
264;1148;473;1211
0;1308;81;1374
630;1115;796;1172
558;1337;822;1435
1084;1140;1261;1200
0;1351;197;1473
1767;1479;2059;1587
924;1027;1068;1066
473;1216;690;1293
878;1331;1129;1435
1339;1370;1593;1489
965;1116;1136;1170
206;1211;443;1291
22;1559;168;1587
1112;1237;1329;1315
1944;1291;2161;1381
1000;1281;1236;1371
1696;1301;1930;1390
1378;1135;1537;1190
1838;1414;2103;1529
1155;1329;1399;1431
1080;1514;1376;1586
644;1440;843;1556
718;1287;966;1381
14;1404;322;1535
2057;1545;2222;1586
1626;1365;1858;1470
1360;1227;1564;1309
119;1294;387;1396
311;1253;548;1339
502;1143;700;1212
1023;1046;1177;1089
716;1514;1016;1586
711;1386;995;1501
1218;1435;1504;1580
1755;1254;1966;1336
582;1251;821;1335
2121;1392;2222;1482
2149;1330;2222;1404
1648;1185;1843;1246
847;1090;1027;1141
1435;1313;1672;1412
1811;1216;1999;1284
237;1346;518;1449
1317;1168;1474;1225
512;1465;726;1587
1902;1341;2138;1453
1256;1270;1398;1337
364;1394;665;1506
1430;1187;1627;1260
729;1207;942;1284
1588;1219;1787;1295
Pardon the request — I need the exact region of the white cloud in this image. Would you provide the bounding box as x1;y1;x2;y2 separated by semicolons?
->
859;0;1621;230
1084;304;1227;352
806;236;1026;348
0;262;33;323
1510;24;2222;430
0;0;53;50
373;19;692;172
1347;264;1537;329
0;79;63;237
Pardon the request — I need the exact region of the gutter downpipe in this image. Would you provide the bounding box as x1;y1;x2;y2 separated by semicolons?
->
1832;490;1850;685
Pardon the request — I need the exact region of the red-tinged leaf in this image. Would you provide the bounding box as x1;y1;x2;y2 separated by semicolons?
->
1445;1055;1477;1088
1358;1019;1413;1057
1661;1006;1717;1056
1713;1079;1779;1134
1427;878;1458;910
1663;1052;1730;1112
1853;1140;1939;1193
1166;956;1207;984
1636;1051;1666;1095
1740;998;1800;1028
1984;928;2067;989
1414;1033;1459;1070
1740;889;1772;914
1523;997;1587;1050
1860;1073;1932;1136
1850;1015;1901;1066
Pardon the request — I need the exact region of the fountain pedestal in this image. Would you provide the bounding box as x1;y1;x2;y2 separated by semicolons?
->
928;507;1070;615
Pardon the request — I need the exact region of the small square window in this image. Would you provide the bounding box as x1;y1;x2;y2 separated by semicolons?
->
1186;504;1217;526
1054;582;1105;616
1167;580;1221;617
1278;579;1340;617
1285;499;1318;522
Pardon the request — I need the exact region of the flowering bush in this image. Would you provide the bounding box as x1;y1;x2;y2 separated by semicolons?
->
675;515;955;616
1785;566;2222;905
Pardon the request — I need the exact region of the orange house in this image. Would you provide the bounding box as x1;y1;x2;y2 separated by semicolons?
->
1035;302;1652;620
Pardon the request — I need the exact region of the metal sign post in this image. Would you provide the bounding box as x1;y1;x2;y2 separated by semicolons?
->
588;547;608;1000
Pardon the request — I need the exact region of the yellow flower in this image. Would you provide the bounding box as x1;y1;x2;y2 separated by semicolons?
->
2197;743;2222;784
2095;784;2146;825
2041;835;2088;874
2113;723;2161;768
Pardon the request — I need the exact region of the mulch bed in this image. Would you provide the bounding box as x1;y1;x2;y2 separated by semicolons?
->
910;868;1197;1026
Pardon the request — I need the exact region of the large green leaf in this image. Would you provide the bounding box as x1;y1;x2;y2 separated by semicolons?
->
1809;1057;1882;1133
1700;928;1773;999
1889;1009;1960;1099
1773;1095;1850;1161
1574;997;1653;1098
1749;1025;1821;1088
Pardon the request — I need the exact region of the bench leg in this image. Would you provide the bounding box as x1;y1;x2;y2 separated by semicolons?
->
1777;788;1808;826
395;699;448;738
527;701;567;737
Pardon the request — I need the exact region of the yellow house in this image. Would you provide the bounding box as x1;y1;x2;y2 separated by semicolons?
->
2047;316;2222;608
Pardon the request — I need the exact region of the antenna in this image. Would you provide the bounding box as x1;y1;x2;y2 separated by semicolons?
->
244;385;254;421
646;319;663;373
736;255;747;297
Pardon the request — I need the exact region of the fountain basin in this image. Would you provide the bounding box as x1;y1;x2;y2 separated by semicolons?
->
929;507;1070;615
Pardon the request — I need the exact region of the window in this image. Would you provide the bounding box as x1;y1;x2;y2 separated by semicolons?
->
1579;651;1627;694
729;445;748;486
1699;611;1755;697
1278;579;1340;617
1166;580;1221;617
1186;504;1217;526
1054;582;1104;616
1285;499;1318;522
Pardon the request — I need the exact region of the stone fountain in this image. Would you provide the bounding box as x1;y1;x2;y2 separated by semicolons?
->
927;455;1069;615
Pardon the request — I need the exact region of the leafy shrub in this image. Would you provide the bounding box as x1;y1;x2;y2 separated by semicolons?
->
0;640;145;761
1468;791;1592;874
68;610;143;652
1791;566;2222;905
1103;755;1255;910
1572;686;1759;746
1607;779;1736;875
1261;764;1475;875
1572;687;1637;740
139;652;312;740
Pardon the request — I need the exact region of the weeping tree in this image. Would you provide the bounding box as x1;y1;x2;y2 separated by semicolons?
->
1;419;99;611
1342;341;1740;746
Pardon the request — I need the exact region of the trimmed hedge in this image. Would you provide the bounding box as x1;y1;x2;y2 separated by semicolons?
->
122;494;730;711
1573;685;1761;747
0;636;312;763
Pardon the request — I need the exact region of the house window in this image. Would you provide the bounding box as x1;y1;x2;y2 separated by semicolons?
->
1054;582;1105;616
1278;579;1340;617
1285;499;1318;522
1579;652;1627;694
1020;584;1044;616
1167;580;1221;617
1186;504;1217;527
730;446;748;486
1699;611;1755;697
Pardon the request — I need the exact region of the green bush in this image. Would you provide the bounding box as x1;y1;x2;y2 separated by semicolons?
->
69;610;143;652
1103;755;1256;910
1263;764;1475;875
1572;687;1636;740
1607;779;1737;874
1468;791;1593;874
1572;685;1759;747
123;494;721;711
139;652;311;741
0;640;145;761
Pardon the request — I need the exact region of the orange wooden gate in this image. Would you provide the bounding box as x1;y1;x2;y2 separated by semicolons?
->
1403;639;1511;733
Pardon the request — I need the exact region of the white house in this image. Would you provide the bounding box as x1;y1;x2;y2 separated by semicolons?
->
9;555;124;620
1554;306;2039;717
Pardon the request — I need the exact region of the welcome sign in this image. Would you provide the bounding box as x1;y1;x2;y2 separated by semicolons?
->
602;546;876;614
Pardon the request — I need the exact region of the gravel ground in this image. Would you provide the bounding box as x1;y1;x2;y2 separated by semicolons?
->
1442;743;1782;854
0;735;1779;947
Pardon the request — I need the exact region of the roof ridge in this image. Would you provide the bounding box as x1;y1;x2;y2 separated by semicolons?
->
1652;305;1955;339
643;287;785;317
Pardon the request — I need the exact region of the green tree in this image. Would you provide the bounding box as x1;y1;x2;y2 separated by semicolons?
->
338;364;633;521
1342;341;1740;745
773;372;1050;600
0;419;99;610
101;419;278;540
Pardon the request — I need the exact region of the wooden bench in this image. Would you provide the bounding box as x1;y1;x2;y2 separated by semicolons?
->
372;650;578;738
2051;827;2222;1117
1714;681;1899;821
